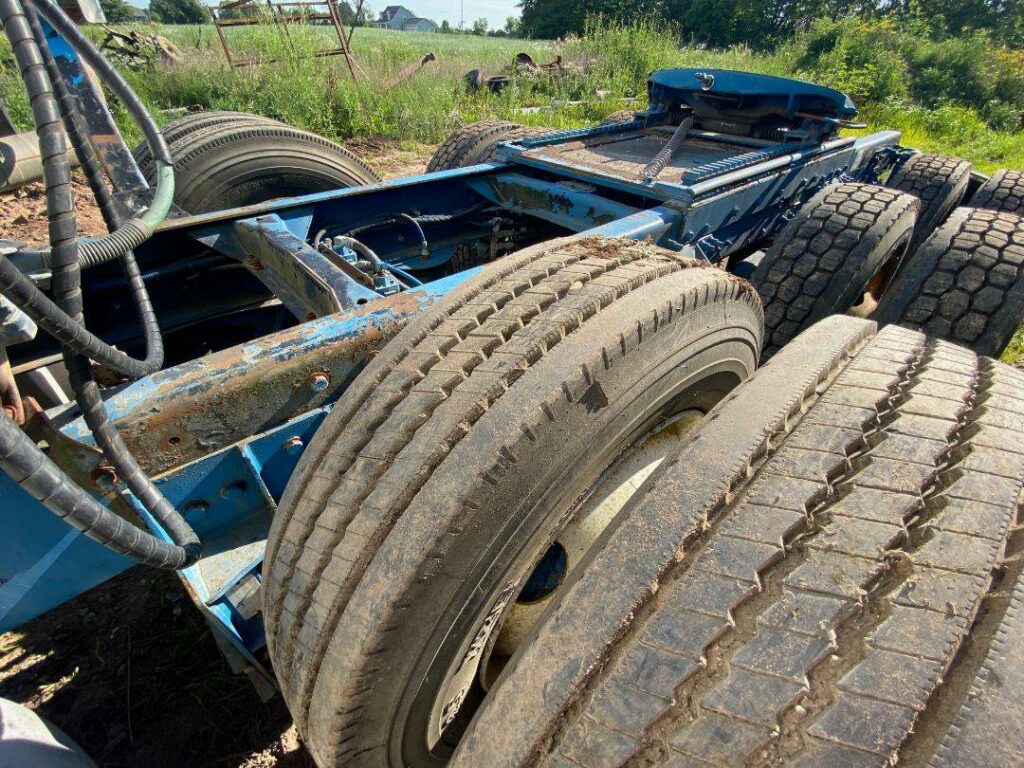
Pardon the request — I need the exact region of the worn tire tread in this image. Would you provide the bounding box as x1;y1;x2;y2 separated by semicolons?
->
874;206;1024;357
887;153;971;252
452;318;1024;768
970;169;1024;215
263;236;763;767
166;123;380;212
752;183;918;357
133;110;282;181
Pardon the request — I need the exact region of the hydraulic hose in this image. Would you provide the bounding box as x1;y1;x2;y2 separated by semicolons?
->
26;2;118;231
25;5;165;375
23;5;196;564
18;0;175;269
0;413;190;568
0;259;162;377
0;0;198;568
386;262;423;288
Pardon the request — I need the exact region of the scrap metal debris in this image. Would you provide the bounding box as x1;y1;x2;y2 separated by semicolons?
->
465;52;578;95
98;26;183;67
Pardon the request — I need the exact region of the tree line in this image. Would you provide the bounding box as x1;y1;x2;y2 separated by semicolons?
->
100;0;524;36
518;0;1023;48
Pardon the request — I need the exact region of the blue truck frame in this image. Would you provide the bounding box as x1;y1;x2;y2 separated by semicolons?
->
0;25;908;696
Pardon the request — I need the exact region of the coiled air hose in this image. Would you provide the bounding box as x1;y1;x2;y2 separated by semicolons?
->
641;115;693;182
0;0;199;568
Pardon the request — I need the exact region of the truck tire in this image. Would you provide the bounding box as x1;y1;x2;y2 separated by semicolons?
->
886;153;971;252
429;121;552;272
970;168;1024;215
873;206;1024;357
427;121;550;173
427;120;514;172
132;110;282;181
262;236;763;767
751;183;918;357
453;315;1024;768
167;123;380;213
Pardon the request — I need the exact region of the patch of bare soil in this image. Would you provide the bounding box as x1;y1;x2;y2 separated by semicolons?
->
0;140;433;251
0;173;109;247
0;139;437;768
0;568;311;768
344;138;433;179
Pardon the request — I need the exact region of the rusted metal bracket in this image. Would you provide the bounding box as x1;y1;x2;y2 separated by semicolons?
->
233;214;380;320
57;274;468;475
379;51;436;91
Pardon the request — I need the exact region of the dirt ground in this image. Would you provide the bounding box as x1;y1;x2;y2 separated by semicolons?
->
0;138;433;246
0;139;433;768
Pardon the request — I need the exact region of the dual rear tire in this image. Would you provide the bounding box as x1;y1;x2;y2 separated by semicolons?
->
262;237;763;767
453;314;1024;768
749;182;919;357
134;110;380;213
750;157;1024;360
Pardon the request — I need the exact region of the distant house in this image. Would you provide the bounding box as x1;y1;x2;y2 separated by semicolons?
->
374;5;414;29
402;17;437;32
374;6;437;31
129;7;148;21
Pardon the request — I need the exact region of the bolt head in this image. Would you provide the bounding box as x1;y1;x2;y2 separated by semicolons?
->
284;436;304;456
309;372;330;392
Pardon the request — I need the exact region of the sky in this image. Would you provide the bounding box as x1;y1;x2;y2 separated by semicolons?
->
394;0;520;29
126;0;521;31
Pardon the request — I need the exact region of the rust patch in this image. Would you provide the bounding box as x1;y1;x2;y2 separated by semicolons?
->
114;289;437;476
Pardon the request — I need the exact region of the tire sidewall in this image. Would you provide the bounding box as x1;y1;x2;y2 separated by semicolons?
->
827;206;915;315
173;134;380;212
364;304;760;766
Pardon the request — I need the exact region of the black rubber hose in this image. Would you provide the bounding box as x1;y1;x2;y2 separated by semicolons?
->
0;414;189;568
0;0;198;568
30;0;172;167
0;260;160;377
25;3;118;229
22;6;196;562
25;4;165;374
18;0;174;271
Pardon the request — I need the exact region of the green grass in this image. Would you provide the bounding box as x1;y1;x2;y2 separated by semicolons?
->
1;18;1022;362
2;18;1022;171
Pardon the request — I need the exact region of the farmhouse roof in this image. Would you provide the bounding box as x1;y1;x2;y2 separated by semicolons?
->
379;5;409;21
402;16;434;29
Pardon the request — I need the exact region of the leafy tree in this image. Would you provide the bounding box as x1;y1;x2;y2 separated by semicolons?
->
519;0;1022;47
334;1;356;24
472;16;488;34
520;0;661;40
504;15;521;36
216;0;257;19
149;0;210;23
440;18;452;32
100;0;135;22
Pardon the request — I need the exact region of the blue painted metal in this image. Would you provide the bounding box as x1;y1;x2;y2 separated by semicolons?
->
40;18;151;218
1;49;913;692
647;68;858;120
233;214;381;319
1;271;476;631
513;118;654;150
467;173;640;232
578;206;683;244
681;143;795;184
